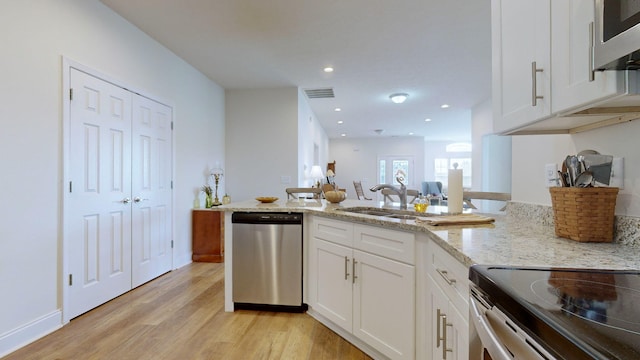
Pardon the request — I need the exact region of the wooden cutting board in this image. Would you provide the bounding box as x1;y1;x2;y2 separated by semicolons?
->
415;214;495;226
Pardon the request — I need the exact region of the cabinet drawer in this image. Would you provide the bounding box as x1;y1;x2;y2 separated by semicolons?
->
312;217;354;247
426;241;468;318
354;224;415;265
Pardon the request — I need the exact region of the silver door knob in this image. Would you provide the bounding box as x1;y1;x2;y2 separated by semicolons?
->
122;197;131;204
133;197;141;203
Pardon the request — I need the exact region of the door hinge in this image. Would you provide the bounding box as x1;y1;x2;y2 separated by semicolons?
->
70;88;73;101
171;121;174;130
171;180;173;189
69;274;73;286
69;181;73;193
171;240;174;248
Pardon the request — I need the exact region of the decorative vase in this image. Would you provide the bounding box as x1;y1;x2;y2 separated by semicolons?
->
222;194;231;205
205;194;214;208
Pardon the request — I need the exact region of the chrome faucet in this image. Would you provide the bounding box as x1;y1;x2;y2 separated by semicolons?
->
369;174;408;210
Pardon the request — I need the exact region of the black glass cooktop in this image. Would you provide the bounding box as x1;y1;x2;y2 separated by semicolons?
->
469;265;640;360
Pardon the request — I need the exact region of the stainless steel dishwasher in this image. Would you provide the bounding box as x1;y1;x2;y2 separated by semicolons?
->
231;212;306;312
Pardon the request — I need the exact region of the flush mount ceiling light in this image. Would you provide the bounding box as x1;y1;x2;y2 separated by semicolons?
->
441;104;450;109
324;66;334;73
389;93;409;104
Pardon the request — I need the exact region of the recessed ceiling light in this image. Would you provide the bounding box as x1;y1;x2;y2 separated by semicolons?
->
340;133;347;137
337;120;344;124
441;104;450;109
324;67;334;73
334;107;341;112
424;118;432;122
389;93;409;104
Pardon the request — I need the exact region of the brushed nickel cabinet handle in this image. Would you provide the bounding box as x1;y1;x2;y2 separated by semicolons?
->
532;61;544;106
589;22;595;82
442;315;453;359
436;308;444;347
436;268;456;286
344;256;350;280
352;259;357;284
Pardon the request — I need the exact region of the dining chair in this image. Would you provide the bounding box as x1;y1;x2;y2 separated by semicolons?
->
353;181;372;200
463;191;511;211
285;187;322;200
381;189;420;204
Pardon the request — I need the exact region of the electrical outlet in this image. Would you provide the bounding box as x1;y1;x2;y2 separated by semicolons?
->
545;163;559;187
610;157;624;189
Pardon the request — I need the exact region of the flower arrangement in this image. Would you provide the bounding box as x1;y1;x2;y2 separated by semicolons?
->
201;185;214;208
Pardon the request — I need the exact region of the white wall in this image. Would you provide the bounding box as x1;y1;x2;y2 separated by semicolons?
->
225;87;299;201
329;137;425;200
298;89;330;186
512;119;640;216
0;1;224;355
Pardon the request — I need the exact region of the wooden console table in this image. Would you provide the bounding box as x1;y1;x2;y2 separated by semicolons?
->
192;210;224;262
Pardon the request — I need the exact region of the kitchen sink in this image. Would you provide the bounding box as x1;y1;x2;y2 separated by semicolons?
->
384;214;417;220
338;208;394;216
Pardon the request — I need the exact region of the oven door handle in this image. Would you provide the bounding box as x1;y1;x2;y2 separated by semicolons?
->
469;293;514;360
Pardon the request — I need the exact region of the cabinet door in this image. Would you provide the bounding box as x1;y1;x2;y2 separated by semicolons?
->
426;275;468;360
311;238;353;332
551;0;626;113
353;250;415;360
492;0;551;132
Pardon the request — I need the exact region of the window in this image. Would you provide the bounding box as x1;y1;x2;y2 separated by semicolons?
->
378;156;414;187
434;158;472;189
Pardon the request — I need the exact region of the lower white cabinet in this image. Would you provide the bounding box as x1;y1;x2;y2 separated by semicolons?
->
309;216;415;360
422;241;469;360
426;275;469;360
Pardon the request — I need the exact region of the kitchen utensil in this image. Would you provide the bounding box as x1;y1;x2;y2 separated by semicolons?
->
558;170;568;187
574;170;593;187
582;154;613;185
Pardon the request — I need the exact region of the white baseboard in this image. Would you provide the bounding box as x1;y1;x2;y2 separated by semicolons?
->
0;310;62;358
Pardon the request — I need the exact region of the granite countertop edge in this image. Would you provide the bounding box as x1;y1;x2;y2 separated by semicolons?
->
201;199;640;271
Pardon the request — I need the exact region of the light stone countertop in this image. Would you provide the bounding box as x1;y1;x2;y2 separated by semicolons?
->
205;198;640;270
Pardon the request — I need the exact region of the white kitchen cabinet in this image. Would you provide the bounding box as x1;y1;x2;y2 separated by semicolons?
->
493;0;640;135
551;0;629;114
308;216;415;360
491;0;551;133
426;275;468;360
423;241;469;360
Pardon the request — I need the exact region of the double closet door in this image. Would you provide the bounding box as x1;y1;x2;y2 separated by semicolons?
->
66;68;173;319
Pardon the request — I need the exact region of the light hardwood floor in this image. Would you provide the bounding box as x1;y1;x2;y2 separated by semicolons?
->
4;262;373;360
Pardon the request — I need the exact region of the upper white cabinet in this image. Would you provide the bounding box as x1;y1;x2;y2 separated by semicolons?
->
551;0;628;113
492;0;640;135
491;0;551;133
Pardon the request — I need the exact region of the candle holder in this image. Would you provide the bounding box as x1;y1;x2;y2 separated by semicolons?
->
210;168;224;206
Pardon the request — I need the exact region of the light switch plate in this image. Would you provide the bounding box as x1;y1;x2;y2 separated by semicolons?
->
545;163;559;187
610;157;624;189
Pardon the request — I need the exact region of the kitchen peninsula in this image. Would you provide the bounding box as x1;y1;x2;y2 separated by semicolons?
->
210;198;640;359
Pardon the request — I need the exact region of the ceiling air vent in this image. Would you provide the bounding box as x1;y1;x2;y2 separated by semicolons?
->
304;88;335;99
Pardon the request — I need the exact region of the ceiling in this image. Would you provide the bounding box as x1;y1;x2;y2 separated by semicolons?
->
100;0;492;141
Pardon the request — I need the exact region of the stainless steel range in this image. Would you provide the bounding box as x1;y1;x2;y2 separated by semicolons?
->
469;265;640;359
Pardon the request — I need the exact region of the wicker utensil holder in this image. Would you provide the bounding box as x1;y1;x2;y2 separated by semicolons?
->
549;187;618;242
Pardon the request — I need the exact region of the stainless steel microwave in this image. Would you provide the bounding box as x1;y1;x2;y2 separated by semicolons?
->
594;0;640;70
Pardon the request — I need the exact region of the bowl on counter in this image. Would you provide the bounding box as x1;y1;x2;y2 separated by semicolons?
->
256;197;278;203
324;191;346;203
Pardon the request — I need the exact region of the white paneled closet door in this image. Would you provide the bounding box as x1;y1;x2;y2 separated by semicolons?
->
131;94;173;287
67;69;133;319
66;67;173;319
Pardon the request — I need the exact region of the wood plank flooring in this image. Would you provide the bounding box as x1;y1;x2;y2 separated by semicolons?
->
4;263;373;360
